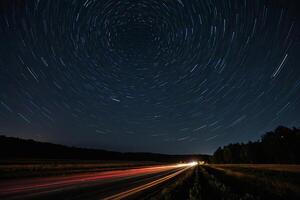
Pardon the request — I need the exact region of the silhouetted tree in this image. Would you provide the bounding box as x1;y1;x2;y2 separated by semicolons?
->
212;126;300;164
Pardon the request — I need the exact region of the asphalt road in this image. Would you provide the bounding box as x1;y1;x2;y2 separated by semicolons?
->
0;163;196;200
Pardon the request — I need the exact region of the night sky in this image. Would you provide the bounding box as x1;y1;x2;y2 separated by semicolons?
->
0;0;299;154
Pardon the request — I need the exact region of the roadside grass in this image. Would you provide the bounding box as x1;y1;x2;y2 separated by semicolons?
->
188;166;258;200
212;164;300;186
204;165;300;200
212;164;300;172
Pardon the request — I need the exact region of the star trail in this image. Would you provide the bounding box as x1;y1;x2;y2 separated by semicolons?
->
0;0;299;154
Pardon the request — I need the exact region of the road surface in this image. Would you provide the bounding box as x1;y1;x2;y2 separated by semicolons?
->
0;162;196;200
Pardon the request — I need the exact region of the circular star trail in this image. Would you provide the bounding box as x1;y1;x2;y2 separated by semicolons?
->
0;0;299;154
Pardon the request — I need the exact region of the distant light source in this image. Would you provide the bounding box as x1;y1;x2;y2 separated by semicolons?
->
189;161;198;166
198;161;205;165
176;161;198;167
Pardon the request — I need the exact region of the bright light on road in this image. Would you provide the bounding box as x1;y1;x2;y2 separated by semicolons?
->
176;161;198;167
188;161;198;166
198;161;206;165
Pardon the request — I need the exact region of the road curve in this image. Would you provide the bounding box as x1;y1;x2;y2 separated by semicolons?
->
0;163;196;200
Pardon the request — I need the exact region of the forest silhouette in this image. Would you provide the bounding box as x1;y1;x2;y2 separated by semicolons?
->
212;126;300;164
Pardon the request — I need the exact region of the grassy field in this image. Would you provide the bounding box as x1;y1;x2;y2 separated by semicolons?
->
149;164;300;200
212;164;300;173
0;159;159;179
187;164;300;200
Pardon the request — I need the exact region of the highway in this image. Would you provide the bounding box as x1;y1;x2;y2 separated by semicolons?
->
0;162;197;200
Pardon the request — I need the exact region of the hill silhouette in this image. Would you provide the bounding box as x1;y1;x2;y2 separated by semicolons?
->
0;135;210;163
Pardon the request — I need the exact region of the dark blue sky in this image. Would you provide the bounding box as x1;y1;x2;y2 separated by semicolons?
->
0;0;299;154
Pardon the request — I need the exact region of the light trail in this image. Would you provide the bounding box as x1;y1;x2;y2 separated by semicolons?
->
103;166;192;200
0;162;197;199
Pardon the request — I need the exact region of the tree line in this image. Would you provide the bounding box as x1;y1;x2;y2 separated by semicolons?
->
0;135;210;163
212;126;300;164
